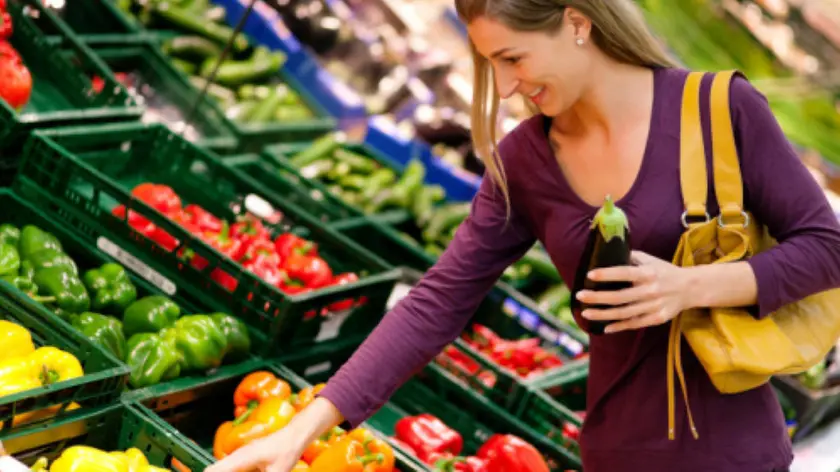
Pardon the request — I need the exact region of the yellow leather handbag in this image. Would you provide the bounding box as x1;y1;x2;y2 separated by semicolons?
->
665;70;840;440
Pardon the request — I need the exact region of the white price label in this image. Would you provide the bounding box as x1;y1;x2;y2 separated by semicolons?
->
315;309;352;342
0;456;32;472
97;237;177;296
304;361;332;378
386;282;414;311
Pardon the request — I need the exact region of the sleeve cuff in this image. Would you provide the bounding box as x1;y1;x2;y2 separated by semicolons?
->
746;253;781;319
317;382;370;430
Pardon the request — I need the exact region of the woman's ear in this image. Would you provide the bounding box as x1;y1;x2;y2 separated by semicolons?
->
565;8;593;42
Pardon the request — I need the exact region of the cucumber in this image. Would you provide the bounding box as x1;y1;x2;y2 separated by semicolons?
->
299;160;334;180
289;133;342;168
238;84;272;101
412;184;445;227
338;175;368;192
360;168;397;202
389;159;425;208
536;284;572;314
326;162;353;182
246;86;285;123
200;49;287;89
153;2;250;52
519;247;563;283
170;58;196;75
571;195;632;336
422;203;471;243
163;36;223;62
228;100;259;121
332;148;376;174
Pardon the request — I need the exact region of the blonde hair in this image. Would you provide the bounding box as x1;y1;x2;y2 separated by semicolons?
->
455;0;678;211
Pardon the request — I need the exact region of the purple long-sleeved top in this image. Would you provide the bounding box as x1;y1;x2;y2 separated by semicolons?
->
320;68;840;471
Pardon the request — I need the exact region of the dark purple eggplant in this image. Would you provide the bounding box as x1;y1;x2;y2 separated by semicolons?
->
571;195;632;335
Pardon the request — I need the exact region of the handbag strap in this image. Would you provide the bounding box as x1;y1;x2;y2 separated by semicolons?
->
709;70;749;224
679;71;709;224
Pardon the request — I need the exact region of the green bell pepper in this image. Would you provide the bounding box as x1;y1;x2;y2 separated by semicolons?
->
161;314;227;371
0;243;20;277
31;266;90;319
1;261;40;298
126;332;182;388
0;224;20;246
69;312;127;362
122;295;181;338
210;313;251;360
18;225;63;261
83;263;138;315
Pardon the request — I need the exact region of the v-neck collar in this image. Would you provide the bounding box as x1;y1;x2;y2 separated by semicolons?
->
527;66;665;212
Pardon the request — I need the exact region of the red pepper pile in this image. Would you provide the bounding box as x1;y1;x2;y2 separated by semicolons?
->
0;1;32;110
113;183;358;300
392;414;551;471
461;324;564;379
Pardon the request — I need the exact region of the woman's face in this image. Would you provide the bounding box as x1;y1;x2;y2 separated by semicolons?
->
467;12;591;116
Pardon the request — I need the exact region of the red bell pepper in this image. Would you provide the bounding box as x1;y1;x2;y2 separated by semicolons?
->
131;183;181;215
476;434;549;472
562;421;581;442
113;205;155;237
231;215;271;248
183;204;223;233
243;254;284;286
395;414;462;465
211;268;238;292
203;222;245;261
242;240;280;267
274;233;317;259
326;272;358;311
282;253;333;290
0;42;31;110
468;325;502;351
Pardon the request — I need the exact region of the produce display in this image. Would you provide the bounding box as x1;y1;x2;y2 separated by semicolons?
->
0;223;251;389
114;0;316;126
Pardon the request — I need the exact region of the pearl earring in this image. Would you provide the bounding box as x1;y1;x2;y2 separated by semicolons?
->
576;38;584;46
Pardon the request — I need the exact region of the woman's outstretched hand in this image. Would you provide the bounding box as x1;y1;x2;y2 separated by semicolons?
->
205;397;343;472
576;250;693;334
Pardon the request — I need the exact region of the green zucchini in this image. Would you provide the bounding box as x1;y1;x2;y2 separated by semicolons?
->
536;284;572;314
163;36;222;62
153;2;250;52
274;105;313;122
338;175;368;192
332;148;376;174
422;203;471;244
411;185;445;227
325;162;353;182
238;84;272;101
360;168;397;202
200;48;287;89
170;58;196;75
518;247;563;283
298;160;334;180
289;133;342;168
246;86;285;123
188;76;236;107
571;195;632;336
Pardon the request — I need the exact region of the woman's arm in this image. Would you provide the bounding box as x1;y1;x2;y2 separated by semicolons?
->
317;138;537;429
729;75;840;318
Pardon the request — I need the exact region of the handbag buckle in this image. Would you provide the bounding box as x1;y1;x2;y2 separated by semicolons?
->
681;210;710;228
717;211;750;228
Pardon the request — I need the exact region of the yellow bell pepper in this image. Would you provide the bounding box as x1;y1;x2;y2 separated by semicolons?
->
29;347;83;385
0;320;34;362
49;446;129;472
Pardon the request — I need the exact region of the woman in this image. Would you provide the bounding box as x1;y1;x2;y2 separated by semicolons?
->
208;1;840;471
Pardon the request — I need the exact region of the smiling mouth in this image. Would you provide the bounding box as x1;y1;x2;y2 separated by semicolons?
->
528;87;545;97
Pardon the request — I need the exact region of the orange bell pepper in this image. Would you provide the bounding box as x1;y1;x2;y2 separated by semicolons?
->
213;396;296;459
309;436;387;472
292;383;326;412
302;426;346;464
348;429;395;472
233;371;292;418
292;460;310;471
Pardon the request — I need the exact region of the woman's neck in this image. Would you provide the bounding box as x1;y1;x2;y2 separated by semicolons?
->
552;60;655;141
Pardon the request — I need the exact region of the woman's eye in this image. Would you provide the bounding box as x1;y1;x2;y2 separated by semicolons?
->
503;57;520;65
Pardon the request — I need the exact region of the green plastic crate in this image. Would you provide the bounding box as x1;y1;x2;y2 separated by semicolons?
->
128;358;426;470
512;386;585;462
283;340;583;471
526;358;589;414
0;403;209;470
0;0;142;154
14;122;401;356
0;191;134;432
89;40;239;152
30;0;141;39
